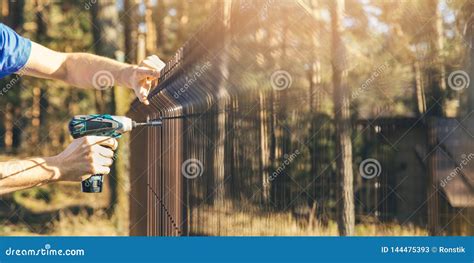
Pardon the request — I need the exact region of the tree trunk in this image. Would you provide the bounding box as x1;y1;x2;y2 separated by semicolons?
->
90;0;120;113
330;0;355;236
259;91;271;205
121;0;140;235
435;4;446;92
30;87;41;146
4;0;24;153
31;0;48;149
175;0;189;50
90;0;129;234
308;0;322;221
213;0;232;206
4;103;13;153
465;8;474;112
136;0;146;63
124;0;139;63
414;62;426;116
425;0;445;236
154;0;166;54
1;0;8;20
145;0;156;54
7;0;24;30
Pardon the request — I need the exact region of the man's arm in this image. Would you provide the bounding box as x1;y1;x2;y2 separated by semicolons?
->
21;42;163;105
0;157;61;194
0;136;117;195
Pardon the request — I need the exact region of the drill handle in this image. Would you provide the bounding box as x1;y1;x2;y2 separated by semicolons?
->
81;174;104;193
81;145;114;193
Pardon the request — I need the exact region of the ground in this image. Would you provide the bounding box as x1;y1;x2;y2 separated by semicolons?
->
0;187;427;236
0;156;427;236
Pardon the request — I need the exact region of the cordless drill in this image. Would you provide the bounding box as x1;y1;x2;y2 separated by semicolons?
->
68;114;162;193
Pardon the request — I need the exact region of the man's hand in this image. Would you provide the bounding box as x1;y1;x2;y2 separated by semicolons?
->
49;136;118;182
120;55;166;105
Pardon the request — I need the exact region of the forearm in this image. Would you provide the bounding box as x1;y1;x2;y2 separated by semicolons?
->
0;157;61;195
63;53;133;89
23;42;134;89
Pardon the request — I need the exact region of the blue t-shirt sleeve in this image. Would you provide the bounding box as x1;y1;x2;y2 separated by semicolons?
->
0;23;32;79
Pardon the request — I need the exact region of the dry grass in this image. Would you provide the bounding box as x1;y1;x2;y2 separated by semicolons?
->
0;210;120;236
0;180;121;236
1;187;428;236
190;202;428;236
50;210;122;236
1;199;428;236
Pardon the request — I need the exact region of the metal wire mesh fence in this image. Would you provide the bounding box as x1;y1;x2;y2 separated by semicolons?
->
127;0;474;236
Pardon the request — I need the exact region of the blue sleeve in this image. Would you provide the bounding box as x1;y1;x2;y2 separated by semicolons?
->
0;23;32;79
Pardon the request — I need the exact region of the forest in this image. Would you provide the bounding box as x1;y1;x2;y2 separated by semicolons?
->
0;0;473;236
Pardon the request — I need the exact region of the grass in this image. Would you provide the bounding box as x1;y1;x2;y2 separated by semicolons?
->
0;183;122;236
189;202;428;236
1;193;428;236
